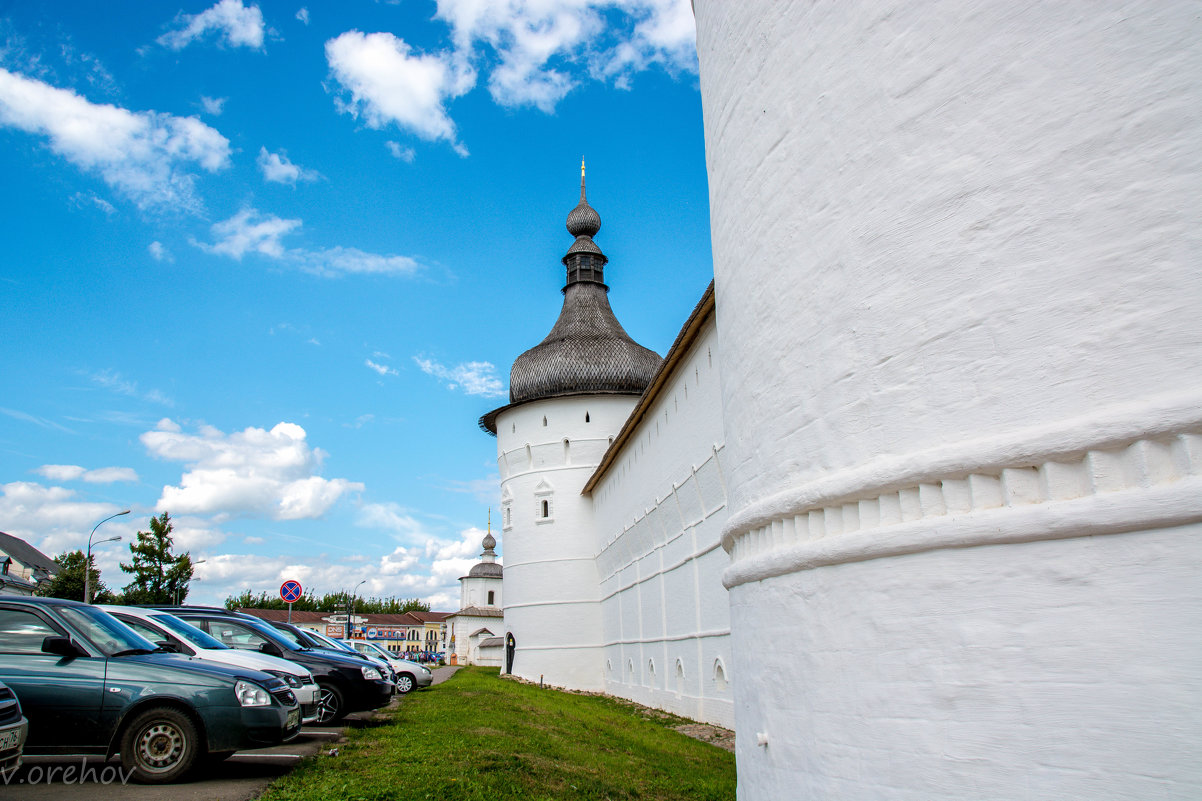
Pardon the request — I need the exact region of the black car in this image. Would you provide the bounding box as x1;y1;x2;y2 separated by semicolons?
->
266;621;398;686
0;598;300;783
160;608;393;723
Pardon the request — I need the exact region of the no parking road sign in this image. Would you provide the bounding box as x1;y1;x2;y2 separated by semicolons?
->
280;580;304;604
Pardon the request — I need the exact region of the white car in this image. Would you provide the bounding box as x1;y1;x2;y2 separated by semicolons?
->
100;605;322;723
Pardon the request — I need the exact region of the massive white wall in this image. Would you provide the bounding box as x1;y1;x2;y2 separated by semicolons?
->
591;315;734;728
693;1;1202;798
495;395;639;689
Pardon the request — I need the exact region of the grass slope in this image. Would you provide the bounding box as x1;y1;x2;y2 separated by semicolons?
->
260;667;735;801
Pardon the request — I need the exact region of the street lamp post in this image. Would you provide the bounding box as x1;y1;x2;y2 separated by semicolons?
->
347;579;366;639
174;559;205;605
85;510;129;604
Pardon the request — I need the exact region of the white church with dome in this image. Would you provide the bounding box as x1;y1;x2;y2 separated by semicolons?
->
481;4;1202;799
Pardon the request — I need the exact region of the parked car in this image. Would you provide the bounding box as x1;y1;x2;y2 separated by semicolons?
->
100;605;322;724
159;608;393;724
0;679;28;774
0;598;301;783
342;639;433;694
267;622;397;688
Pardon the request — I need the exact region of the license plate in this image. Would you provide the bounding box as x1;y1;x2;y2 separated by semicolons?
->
0;728;21;750
286;709;299;729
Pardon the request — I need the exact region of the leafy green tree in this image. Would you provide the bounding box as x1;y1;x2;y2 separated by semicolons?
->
36;550;117;602
225;589;430;613
120;513;194;604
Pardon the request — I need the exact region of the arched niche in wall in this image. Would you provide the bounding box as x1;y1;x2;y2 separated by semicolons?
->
713;658;728;693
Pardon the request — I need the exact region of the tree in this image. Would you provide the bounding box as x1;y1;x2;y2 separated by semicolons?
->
120;513;193;604
225;590;430;613
36;550;117;603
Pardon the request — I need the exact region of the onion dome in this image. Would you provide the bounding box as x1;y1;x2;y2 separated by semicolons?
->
479;162;662;434
468;531;502;578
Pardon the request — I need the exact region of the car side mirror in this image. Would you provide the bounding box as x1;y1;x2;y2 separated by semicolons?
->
42;636;87;658
155;640;181;653
258;642;282;657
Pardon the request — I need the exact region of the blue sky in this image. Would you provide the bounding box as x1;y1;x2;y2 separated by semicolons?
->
0;1;714;609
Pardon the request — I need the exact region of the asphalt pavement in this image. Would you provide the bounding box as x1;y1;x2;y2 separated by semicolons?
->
1;667;460;801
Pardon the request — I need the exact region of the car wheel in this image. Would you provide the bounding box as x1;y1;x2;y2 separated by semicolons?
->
119;707;200;784
396;673;415;694
316;683;346;723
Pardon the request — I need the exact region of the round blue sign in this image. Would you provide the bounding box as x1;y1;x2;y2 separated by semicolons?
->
280;580;303;603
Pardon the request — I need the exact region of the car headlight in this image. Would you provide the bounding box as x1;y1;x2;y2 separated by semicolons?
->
267;670;302;688
235;680;272;707
361;666;383;681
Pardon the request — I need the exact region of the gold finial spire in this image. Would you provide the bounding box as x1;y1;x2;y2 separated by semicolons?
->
580;157;586;201
487;508;491;534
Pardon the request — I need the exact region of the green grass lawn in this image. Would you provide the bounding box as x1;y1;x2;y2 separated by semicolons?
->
259;666;736;801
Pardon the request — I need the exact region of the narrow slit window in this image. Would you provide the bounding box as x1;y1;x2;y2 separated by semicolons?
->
541;499;549;518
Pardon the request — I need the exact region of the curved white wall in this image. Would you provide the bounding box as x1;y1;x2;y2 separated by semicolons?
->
496;395;639;689
693;1;1202;798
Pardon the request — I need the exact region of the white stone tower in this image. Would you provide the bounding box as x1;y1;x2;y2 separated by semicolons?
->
693;2;1202;798
481;164;661;689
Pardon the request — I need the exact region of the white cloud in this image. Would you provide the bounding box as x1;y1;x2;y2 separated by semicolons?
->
84;467;140;484
140;418;364;521
201;208;301;259
0;407;75;433
325;31;472;156
88;369;173;406
196;208;423;277
0;481;134;561
432;0;697;111
365;359;397;377
413;356;506;398
159;0;266;50
71;191;116;215
385;140;415;162
35;464;138;484
296;8;309;25
0;68;230;212
148;241;173;262
257;147;319;185
357;502;428;541
200;95;226;115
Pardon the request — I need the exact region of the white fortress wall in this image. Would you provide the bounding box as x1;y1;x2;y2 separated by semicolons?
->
496;395;639;690
589;303;734;728
694;1;1202;799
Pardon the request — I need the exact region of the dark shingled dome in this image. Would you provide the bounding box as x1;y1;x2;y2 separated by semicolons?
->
468;561;504;578
509;283;661;403
479;169;661;434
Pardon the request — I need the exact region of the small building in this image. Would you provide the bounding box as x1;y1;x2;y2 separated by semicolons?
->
0;532;57;596
238;608;449;657
446;532;504;666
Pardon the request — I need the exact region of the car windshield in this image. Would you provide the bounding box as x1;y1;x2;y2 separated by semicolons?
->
363;642;397;660
59;605;160;657
234;617;303;651
312;632;355;651
272;625;308;647
151;612;229;650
